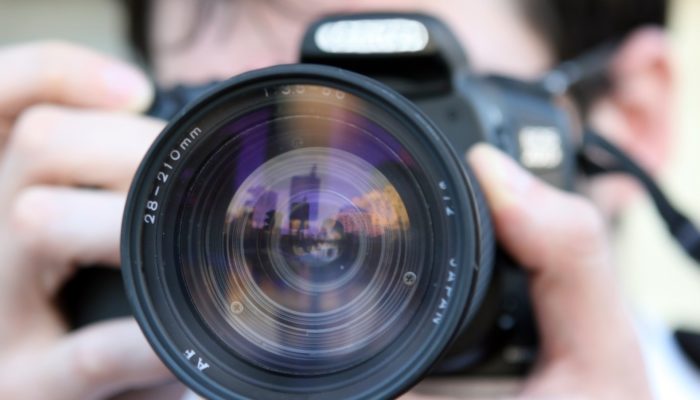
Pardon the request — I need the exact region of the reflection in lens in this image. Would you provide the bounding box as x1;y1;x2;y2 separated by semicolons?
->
179;85;432;376
222;148;412;365
228;148;409;295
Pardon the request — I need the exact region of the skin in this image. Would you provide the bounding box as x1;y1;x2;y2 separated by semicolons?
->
0;0;674;398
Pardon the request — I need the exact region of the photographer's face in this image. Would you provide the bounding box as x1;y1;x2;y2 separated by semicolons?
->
151;0;674;218
151;0;554;86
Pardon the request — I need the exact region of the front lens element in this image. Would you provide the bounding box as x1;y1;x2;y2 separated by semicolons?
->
178;86;431;375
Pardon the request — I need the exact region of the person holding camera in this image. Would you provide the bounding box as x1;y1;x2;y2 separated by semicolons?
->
0;0;680;398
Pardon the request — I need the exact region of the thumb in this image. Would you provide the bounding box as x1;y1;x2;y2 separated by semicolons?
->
467;144;646;393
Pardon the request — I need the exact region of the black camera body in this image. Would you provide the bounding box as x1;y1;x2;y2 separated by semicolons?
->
293;14;581;378
299;14;577;190
64;13;582;399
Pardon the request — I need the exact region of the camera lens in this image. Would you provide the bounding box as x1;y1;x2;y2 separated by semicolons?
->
123;65;492;399
184;118;428;376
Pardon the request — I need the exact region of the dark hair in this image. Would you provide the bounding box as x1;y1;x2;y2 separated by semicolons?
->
121;0;667;67
525;0;667;61
122;0;150;65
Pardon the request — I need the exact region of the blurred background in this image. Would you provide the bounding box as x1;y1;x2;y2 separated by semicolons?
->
0;0;698;330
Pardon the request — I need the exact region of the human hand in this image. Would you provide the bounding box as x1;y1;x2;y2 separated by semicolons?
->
470;144;651;399
0;41;178;399
404;144;651;400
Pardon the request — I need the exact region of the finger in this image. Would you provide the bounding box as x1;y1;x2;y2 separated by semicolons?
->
468;144;610;276
467;144;643;374
181;391;205;400
399;392;459;400
46;319;172;400
8;186;125;293
0;41;152;118
0;116;11;149
108;381;187;400
0;105;163;203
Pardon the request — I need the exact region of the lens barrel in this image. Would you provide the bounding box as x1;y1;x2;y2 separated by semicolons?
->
122;64;493;399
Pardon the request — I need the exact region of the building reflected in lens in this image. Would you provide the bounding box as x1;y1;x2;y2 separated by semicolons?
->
247;186;279;229
350;185;410;234
288;165;320;236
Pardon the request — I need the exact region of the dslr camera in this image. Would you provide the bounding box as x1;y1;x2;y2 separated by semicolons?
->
65;12;700;400
123;13;569;398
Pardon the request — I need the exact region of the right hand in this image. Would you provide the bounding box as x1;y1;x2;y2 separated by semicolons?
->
0;41;180;399
468;144;651;399
404;145;652;400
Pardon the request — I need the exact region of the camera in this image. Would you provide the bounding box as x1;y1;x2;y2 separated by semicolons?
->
67;12;700;400
55;10;700;399
114;14;585;399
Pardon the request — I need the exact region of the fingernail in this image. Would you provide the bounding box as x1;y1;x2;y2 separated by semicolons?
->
467;143;534;210
101;63;153;111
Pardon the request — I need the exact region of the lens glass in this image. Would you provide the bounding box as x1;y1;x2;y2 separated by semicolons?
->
178;83;433;375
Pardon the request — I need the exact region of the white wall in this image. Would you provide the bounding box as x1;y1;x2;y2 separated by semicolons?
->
0;0;129;59
617;0;700;329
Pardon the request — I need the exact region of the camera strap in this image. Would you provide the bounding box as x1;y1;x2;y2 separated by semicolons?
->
540;39;700;265
578;129;700;264
580;130;700;370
